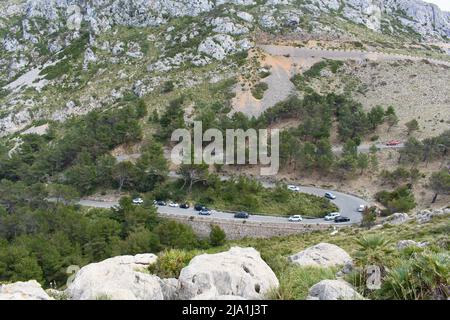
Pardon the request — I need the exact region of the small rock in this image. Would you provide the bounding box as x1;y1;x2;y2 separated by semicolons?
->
307;280;363;300
236;11;253;23
396;240;429;250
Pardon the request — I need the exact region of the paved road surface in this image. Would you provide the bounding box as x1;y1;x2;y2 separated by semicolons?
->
79;177;368;226
332;143;405;155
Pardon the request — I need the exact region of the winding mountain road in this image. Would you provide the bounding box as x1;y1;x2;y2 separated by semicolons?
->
78;175;368;226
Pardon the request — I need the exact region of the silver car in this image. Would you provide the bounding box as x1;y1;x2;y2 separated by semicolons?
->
324;212;340;221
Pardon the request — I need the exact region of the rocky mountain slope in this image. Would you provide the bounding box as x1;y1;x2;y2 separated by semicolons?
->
1;0;449;135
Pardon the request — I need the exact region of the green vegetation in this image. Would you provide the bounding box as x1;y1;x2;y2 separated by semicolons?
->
405;119;419;136
292;59;344;83
40;32;89;80
378;251;449;300
429;170;450;204
375;186;416;215
0;96;152;195
399;130;450;166
0;190;213;287
251;82;269;99
152;176;338;217
255;93;390;178
209;225;226;247
235;213;449;300
269;265;336;300
380;168;422;187
148;249;198;278
291;59;344;90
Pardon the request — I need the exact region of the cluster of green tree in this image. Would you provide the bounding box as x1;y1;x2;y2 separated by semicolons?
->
0;181;223;287
429;169;450;203
181;93;392;178
110;142;168;193
291;59;344;85
380;167;422;187
152;96;186;141
263;94;387;177
251;82;269;100
399;130;450;166
149;174;337;217
375;185;416;215
0;98;148;195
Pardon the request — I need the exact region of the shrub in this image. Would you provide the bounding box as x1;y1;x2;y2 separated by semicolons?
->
251;82;269;100
375;186;416;214
355;235;392;267
360;207;377;228
148;249;197;278
379;251;449;300
209;225;226;247
162;81;175;93
269;264;336;300
154;220;199;250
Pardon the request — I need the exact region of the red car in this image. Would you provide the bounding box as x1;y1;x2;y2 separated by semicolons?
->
386;140;401;146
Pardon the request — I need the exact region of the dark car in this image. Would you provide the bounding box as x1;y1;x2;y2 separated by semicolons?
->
234;211;249;219
194;204;206;211
180;203;190;209
156;200;166;206
334;216;350;223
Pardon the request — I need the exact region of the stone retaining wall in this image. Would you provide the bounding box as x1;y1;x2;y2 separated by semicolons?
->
160;213;338;240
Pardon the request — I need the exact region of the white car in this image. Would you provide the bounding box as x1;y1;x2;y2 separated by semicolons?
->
357;205;367;212
288;215;303;222
168;202;179;208
324;192;337;200
132;198;144;205
324;212;341;221
287;185;300;192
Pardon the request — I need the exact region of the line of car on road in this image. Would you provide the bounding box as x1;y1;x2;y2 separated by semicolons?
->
287;212;350;223
133;186;365;224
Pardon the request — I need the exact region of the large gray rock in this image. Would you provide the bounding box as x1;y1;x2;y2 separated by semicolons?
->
383;212;410;225
396;240;428;250
415;208;449;224
307;280;364;300
178;247;279;300
66;254;163;300
211;17;249;35
289;243;352;268
0;280;53;300
198;34;251;60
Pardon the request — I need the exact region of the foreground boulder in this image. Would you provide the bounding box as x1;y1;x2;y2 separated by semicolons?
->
66;253;163;300
178;247;279;300
307;280;363;300
289;243;352;268
0;280;52;300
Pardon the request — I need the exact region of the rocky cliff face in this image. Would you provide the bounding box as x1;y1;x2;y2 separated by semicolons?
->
1;0;448;36
0;0;449;136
